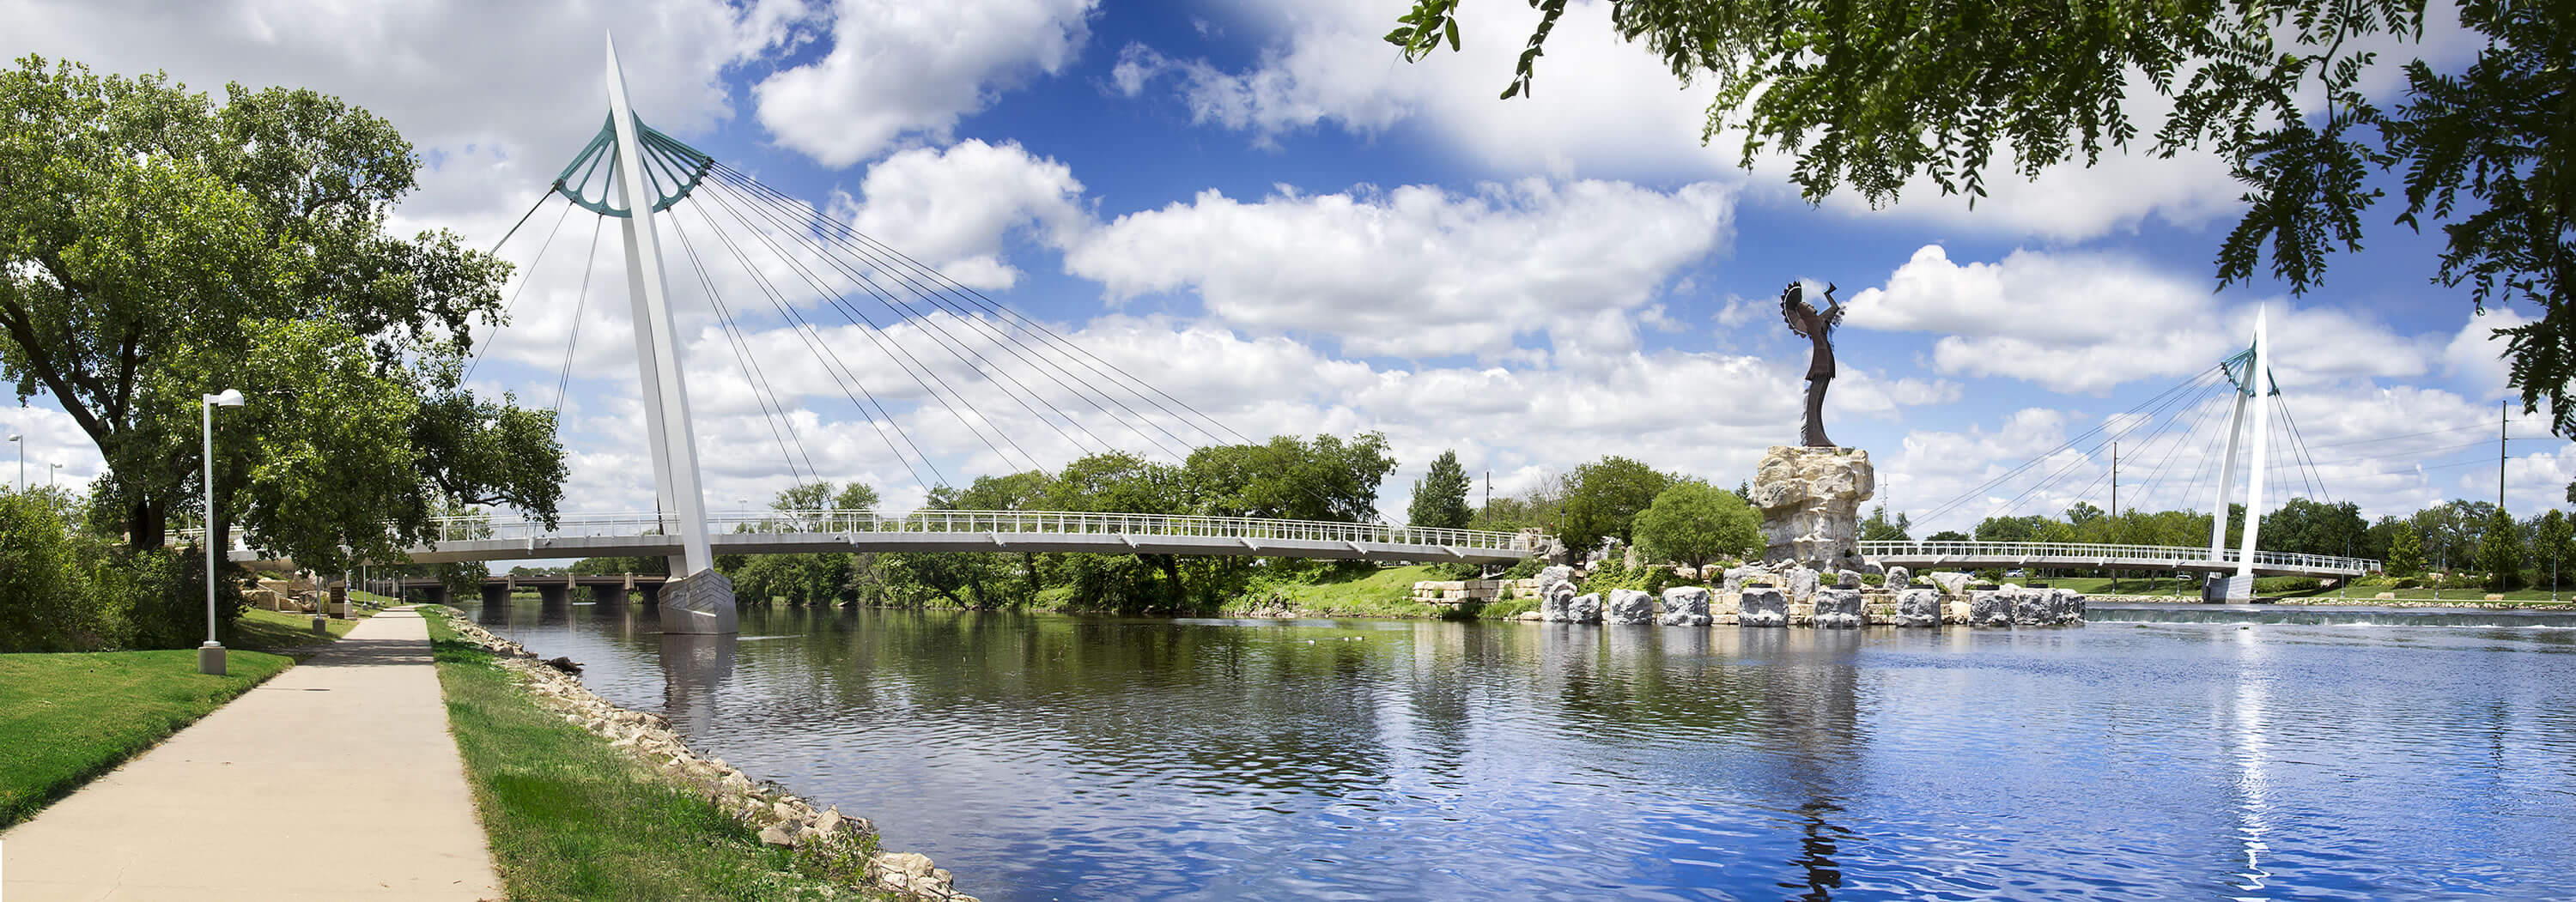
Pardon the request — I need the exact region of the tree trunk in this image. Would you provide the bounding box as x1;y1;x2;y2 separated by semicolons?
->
127;497;166;550
1151;554;1184;610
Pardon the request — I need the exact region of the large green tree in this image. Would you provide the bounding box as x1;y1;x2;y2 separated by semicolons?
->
2534;509;2575;588
1187;432;1397;523
2387;522;2427;576
1555;456;1673;555
0;57;561;562
1632;480;1761;569
1407;449;1473;529
1391;0;2573;432
2476;506;2523;589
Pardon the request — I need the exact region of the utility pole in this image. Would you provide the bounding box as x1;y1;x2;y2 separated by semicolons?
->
1485;470;1492;514
2499;399;2508;510
2111;440;2119;519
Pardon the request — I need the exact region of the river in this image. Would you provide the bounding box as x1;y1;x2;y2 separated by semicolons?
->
468;598;2576;900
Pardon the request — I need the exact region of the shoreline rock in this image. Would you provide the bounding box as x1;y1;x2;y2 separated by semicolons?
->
436;611;978;901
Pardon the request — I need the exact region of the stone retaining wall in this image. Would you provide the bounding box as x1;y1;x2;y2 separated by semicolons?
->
1510;583;2084;627
439;613;978;901
1409;578;1540;606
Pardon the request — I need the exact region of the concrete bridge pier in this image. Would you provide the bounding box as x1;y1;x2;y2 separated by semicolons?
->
535;583;569;607
635;583;662;606
589;584;627;606
410;584;448;607
479;584;510;608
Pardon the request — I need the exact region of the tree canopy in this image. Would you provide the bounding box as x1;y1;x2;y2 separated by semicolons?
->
1390;0;2573;432
1556;456;1674;555
1632;480;1760;569
0;56;562;566
1408;449;1473;529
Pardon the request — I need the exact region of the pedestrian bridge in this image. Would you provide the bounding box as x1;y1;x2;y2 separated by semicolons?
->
223;509;1534;567
1858;540;2379;578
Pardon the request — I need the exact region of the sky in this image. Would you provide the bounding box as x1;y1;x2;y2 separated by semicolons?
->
3;0;2564;542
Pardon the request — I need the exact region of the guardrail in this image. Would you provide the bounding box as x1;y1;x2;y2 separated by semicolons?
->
181;509;1535;555
1856;540;2379;573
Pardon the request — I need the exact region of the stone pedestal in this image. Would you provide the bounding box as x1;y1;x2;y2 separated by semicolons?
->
1969;590;2013;627
1812;588;1864;628
1659;587;1711;626
1894;589;1942;627
1605;590;1655;625
659;568;738;635
1565;593;1603;624
1740;588;1789;627
1750;446;1874;572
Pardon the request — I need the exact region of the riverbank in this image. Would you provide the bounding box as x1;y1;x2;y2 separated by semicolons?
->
422;605;976;900
0;647;295;828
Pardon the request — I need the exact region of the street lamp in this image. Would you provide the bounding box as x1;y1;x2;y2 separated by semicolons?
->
199;389;245;676
49;462;62;491
7;433;19;492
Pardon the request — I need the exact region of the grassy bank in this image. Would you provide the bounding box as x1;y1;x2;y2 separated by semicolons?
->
0;648;295;827
420;607;849;900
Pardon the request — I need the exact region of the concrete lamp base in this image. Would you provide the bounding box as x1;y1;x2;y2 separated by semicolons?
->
197;643;226;676
311;616;330;635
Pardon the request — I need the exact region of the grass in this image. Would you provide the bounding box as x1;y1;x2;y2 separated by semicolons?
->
419;606;853;901
229;604;375;651
0;647;295;828
1219;564;1451;618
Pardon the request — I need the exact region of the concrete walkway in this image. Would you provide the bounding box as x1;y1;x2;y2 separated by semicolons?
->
2;608;501;900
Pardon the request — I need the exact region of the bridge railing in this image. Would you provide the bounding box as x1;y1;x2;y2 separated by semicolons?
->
1856;540;2379;573
405;508;1534;553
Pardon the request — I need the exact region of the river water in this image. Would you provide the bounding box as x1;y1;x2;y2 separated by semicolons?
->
468;599;2576;900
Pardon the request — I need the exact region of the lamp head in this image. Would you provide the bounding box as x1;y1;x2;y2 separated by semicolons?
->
206;389;246;408
5;434;16;443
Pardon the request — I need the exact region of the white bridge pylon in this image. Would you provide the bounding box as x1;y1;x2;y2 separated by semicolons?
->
2206;306;2277;602
603;34;733;633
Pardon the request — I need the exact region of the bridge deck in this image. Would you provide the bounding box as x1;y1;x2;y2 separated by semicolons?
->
222;509;1532;567
1858;541;2377;578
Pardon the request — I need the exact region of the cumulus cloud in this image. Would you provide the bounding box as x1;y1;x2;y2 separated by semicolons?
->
1063;178;1735;360
830;139;1090;290
752;0;1097;167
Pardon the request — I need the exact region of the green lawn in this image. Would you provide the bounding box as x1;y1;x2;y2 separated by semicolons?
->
1223;565;1454;618
420;607;850;901
230;604;374;651
0;648;295;828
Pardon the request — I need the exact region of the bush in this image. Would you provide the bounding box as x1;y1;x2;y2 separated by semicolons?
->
1498;557;1545;580
2253;576;2322;595
0;490;106;651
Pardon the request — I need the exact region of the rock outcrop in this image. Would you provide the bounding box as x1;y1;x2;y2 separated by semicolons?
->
1748;445;1874;571
1659;587;1712;626
1605;589;1656;625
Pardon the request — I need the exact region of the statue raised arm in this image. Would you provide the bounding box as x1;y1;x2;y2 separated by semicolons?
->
1779;281;1841;447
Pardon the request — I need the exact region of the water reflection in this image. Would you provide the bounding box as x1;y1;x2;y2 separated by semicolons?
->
463;599;2576;901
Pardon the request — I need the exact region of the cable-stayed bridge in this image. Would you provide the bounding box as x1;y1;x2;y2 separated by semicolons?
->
1856;540;2374;579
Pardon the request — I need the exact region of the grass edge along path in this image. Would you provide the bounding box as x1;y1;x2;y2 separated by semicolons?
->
0;647;295;829
420;605;975;901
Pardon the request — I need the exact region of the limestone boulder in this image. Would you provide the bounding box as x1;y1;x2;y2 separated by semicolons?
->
1566;593;1603;624
1722;566;1761;596
1740;587;1789;627
1783;565;1820;604
1534;566;1577;601
1659;587;1712;626
1605;589;1656;625
1749;445;1874;570
1836;569;1863;589
1885;566;1911;589
1969;590;2014;627
1812;588;1865;628
1929;571;1972;597
1894;589;1942;627
2053;589;2087;625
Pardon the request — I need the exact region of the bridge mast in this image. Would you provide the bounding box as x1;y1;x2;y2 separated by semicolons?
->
604;34;734;633
2205;307;2273;602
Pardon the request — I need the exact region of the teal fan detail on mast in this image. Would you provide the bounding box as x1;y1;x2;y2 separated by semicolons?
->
553;113;714;217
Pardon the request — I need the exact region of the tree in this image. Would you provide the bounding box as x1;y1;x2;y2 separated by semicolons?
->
1407;449;1473;529
1860;504;1911;542
1974;514;2052;543
2536;509;2575;589
2261;498;2369;558
1555;456;1674;556
1187;433;1396;523
2477;507;2524;590
1632;480;1761;570
0;57;559;560
1390;2;2574;433
2387;523;2426;577
1926;530;1970;542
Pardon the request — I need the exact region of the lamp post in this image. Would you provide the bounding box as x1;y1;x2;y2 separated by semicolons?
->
199;389;245;675
49;462;62;491
7;433;19;491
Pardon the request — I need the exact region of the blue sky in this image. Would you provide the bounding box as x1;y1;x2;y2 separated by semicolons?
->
4;0;2560;537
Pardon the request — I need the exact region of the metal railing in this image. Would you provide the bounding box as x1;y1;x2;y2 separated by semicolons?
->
1856;540;2379;573
187;509;1534;555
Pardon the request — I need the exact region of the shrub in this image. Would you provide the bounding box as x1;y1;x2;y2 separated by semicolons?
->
1498;557;1545;580
0;490;104;651
2253;576;2322;595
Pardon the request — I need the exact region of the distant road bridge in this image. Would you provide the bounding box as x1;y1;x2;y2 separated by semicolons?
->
1858;540;2379;579
232;509;1534;569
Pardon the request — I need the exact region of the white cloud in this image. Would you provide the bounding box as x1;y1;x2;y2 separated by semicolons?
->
751;0;1097;167
831;139;1089;290
1063;178;1735;360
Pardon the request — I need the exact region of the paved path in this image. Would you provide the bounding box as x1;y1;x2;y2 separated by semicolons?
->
2;608;501;900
